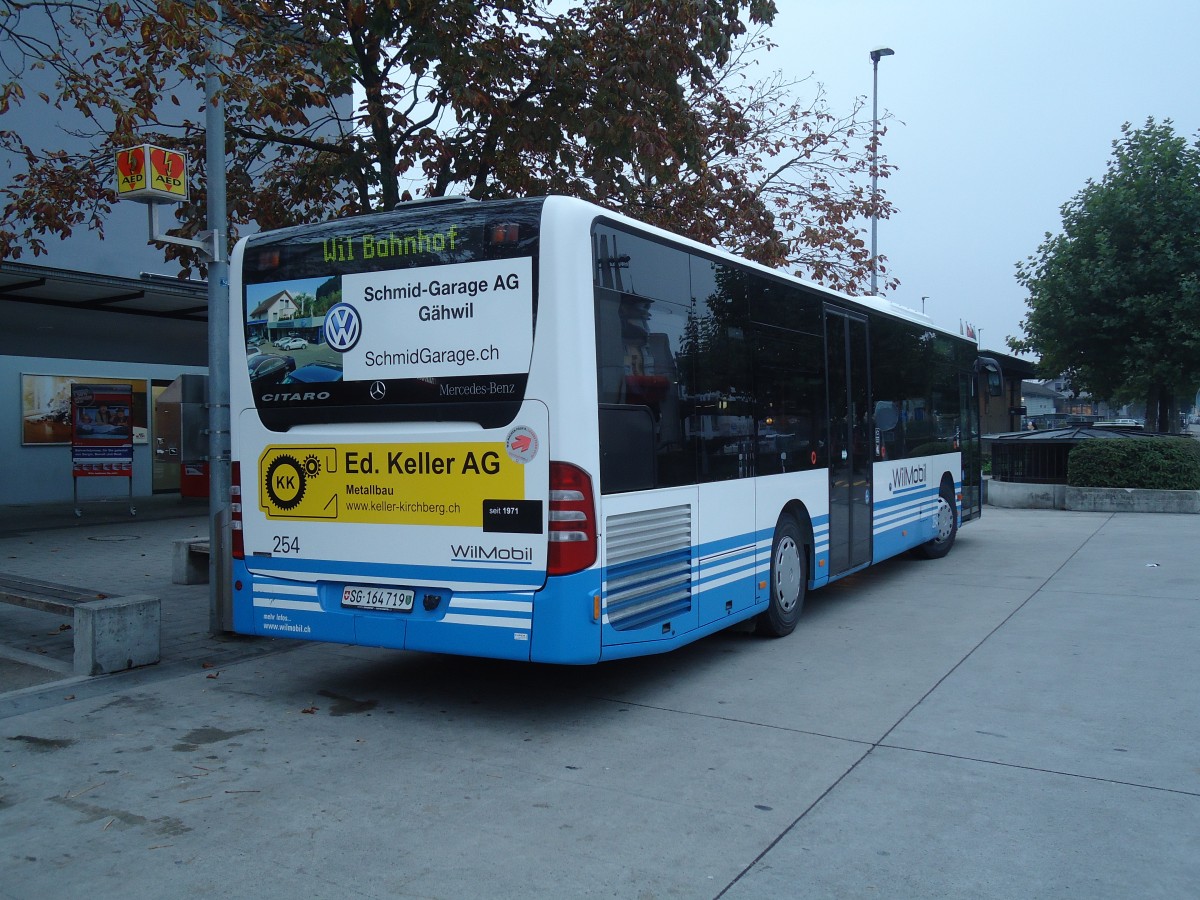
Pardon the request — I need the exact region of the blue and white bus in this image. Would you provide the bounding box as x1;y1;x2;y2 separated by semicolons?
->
229;196;982;663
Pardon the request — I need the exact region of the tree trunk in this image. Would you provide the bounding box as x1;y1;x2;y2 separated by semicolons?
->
1166;394;1180;434
1147;382;1178;433
1145;384;1160;432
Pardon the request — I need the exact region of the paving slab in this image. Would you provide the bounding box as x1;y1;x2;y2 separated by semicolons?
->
723;747;1199;900
884;585;1200;792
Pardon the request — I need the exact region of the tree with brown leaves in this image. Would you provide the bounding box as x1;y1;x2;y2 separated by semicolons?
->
1;0;895;291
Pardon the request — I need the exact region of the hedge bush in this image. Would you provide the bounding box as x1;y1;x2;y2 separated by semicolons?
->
909;441;954;457
1067;438;1200;490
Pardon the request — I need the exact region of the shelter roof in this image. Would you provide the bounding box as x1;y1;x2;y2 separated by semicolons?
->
0;260;207;323
987;426;1163;443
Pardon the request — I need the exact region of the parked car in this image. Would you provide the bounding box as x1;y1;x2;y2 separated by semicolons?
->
247;335;266;347
277;336;309;350
247;353;297;386
280;362;343;384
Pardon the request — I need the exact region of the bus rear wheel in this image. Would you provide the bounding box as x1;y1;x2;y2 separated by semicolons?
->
916;484;958;559
756;516;805;637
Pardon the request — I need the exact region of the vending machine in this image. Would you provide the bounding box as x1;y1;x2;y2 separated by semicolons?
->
154;374;209;498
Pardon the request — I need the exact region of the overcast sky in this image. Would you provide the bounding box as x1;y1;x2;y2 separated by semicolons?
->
769;0;1200;353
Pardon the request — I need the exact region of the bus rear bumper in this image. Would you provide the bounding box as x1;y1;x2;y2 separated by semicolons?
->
231;561;603;664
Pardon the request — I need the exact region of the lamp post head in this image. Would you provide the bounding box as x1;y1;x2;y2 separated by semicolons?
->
870;47;895;64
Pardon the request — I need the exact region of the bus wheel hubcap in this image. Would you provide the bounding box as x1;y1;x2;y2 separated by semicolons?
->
775;537;802;611
934;497;953;542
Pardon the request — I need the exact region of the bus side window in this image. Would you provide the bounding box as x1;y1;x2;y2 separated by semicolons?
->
595;289;627;404
593;285;694;493
598;404;656;492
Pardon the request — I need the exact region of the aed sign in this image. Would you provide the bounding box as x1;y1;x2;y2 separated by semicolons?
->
115;144;189;203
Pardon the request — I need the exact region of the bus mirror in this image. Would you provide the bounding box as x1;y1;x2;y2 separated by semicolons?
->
874;402;899;432
987;370;1003;397
977;357;1004;397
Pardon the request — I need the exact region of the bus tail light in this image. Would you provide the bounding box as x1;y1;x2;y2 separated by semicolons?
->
231;461;244;560
548;461;597;576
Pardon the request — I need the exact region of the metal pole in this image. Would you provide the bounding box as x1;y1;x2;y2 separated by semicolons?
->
869;47;893;297
205;6;231;633
871;56;880;296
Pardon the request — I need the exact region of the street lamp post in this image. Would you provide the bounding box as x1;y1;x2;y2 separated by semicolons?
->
204;10;231;633
870;46;894;296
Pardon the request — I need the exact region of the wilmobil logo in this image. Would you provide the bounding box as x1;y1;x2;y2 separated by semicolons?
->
450;544;534;564
891;463;927;492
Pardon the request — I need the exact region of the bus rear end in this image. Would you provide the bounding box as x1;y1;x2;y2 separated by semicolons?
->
229;197;600;663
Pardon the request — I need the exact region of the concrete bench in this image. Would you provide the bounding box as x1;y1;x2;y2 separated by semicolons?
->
0;573;160;676
172;538;210;585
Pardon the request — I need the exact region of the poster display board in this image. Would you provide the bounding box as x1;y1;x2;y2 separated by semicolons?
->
21;374;149;445
70;383;136;515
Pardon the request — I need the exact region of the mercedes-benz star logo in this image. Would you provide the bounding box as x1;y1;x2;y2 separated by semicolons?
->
369;381;387;401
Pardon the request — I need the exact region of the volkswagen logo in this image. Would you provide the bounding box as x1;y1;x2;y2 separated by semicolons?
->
369;381;387;401
323;303;362;352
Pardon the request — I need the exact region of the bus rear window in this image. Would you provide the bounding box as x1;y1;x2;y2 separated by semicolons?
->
241;199;543;430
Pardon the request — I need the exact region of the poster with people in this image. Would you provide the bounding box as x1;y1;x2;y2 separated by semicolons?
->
71;383;134;477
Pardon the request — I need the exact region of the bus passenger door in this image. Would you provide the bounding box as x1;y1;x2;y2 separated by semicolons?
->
961;369;983;521
825;308;872;575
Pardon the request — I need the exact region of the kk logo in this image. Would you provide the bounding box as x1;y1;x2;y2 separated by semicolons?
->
264;455;306;510
258;446;339;519
324;303;361;352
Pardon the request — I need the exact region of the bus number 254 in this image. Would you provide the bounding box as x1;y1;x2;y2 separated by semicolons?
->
273;535;300;554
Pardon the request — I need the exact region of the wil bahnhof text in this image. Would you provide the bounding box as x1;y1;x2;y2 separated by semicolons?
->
322;226;460;262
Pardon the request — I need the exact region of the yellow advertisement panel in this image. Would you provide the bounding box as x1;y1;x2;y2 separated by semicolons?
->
258;443;524;525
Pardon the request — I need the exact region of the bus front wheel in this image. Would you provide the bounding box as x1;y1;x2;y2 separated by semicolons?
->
756;516;805;637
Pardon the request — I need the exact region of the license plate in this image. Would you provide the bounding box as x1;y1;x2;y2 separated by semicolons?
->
341;585;415;612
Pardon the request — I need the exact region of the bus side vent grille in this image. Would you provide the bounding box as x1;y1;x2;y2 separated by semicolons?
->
604;505;692;632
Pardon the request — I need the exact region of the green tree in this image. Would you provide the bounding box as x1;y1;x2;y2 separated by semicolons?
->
1011;119;1200;432
1;0;896;293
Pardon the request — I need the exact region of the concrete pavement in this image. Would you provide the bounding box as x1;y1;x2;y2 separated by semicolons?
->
0;504;1197;898
0;495;278;702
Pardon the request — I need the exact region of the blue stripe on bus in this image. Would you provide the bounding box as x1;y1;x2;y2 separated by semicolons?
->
243;555;546;587
695;554;758;589
874;487;936;507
